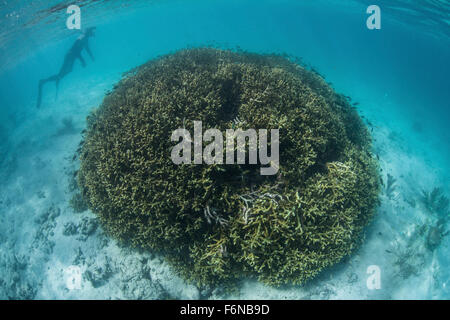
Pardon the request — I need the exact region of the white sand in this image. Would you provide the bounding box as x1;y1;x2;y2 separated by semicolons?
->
0;69;448;300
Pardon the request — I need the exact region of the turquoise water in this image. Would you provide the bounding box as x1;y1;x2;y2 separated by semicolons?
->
0;0;449;299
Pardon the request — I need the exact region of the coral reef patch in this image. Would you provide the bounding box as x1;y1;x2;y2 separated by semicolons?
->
77;48;380;286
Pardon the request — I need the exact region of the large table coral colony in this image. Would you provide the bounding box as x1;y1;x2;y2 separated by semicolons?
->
76;48;380;287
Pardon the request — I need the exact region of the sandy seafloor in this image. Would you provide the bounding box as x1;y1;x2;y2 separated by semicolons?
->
0;0;449;299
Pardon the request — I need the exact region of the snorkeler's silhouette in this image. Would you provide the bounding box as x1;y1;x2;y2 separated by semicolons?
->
36;27;96;109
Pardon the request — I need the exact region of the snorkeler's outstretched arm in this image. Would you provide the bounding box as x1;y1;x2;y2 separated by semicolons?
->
78;54;87;67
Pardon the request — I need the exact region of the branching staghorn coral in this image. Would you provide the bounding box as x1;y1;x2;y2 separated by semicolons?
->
203;205;228;226
77;48;380;287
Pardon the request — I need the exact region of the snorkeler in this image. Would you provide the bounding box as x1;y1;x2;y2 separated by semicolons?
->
36;27;96;109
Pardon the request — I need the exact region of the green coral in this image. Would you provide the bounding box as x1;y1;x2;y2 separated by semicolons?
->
77;48;380;286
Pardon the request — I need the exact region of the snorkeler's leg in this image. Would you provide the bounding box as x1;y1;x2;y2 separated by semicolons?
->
58;54;75;80
37;53;77;108
36;74;59;108
54;57;75;98
37;81;43;109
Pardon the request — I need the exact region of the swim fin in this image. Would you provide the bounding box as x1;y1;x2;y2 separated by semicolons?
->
36;79;44;109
